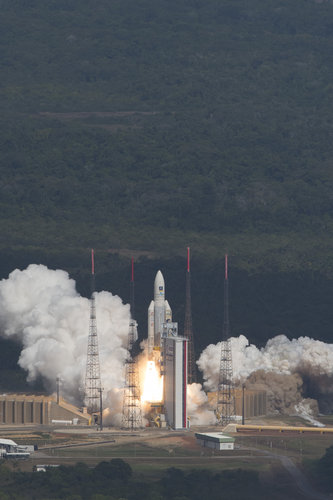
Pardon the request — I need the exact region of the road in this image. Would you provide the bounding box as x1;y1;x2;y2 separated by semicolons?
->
274;454;329;500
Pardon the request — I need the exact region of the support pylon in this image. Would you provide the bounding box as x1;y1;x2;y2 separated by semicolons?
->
122;259;142;429
217;254;235;425
84;249;102;414
130;257;135;320
184;247;196;383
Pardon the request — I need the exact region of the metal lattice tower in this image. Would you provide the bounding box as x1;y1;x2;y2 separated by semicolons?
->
84;249;102;414
184;247;196;384
122;259;142;429
217;254;235;425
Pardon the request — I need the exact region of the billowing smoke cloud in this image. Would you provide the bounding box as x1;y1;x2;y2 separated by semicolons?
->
198;335;333;419
0;264;130;418
1;264;333;426
187;383;216;425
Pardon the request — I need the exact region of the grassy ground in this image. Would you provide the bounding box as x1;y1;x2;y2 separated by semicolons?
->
53;445;263;459
236;434;333;461
3;427;327;499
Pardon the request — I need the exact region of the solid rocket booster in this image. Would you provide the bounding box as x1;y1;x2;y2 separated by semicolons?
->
148;300;154;358
165;300;172;322
147;270;172;359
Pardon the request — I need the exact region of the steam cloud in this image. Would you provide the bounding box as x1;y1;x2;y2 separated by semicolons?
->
0;264;130;422
187;383;216;425
198;335;333;418
1;264;333;425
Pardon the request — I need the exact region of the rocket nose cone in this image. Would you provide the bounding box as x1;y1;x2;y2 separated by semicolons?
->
155;270;164;283
154;270;165;299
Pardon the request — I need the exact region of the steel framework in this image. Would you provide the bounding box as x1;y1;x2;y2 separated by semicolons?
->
122;259;142;429
122;320;142;429
84;250;102;414
217;254;235;425
184;247;196;384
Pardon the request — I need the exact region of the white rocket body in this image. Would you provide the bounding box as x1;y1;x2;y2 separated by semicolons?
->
147;270;172;360
165;300;172;322
148;300;154;358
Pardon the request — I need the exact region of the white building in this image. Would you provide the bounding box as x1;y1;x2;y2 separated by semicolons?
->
195;432;235;450
162;323;188;430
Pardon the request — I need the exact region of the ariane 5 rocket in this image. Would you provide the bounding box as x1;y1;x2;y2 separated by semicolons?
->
148;270;172;360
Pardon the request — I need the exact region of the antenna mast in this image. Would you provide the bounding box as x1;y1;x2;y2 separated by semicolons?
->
217;254;235;425
84;249;102;414
130;257;135;319
184;247;196;383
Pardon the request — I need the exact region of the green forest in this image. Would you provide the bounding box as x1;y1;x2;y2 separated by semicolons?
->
0;448;333;500
0;0;333;368
0;458;284;499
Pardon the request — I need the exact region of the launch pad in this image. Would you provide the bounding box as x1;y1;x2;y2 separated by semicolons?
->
143;270;188;430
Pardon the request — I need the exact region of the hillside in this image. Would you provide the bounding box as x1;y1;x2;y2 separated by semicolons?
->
0;0;333;361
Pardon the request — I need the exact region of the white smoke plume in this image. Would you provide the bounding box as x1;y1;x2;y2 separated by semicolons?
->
187;383;216;425
2;264;333;426
197;334;333;419
0;264;130;420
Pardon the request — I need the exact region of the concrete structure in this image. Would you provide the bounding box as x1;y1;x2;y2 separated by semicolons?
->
162;325;188;430
195;432;235;450
0;394;91;425
208;388;267;419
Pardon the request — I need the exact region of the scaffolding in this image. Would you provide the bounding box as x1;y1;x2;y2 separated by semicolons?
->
217;255;235;425
122;259;142;429
84;250;102;414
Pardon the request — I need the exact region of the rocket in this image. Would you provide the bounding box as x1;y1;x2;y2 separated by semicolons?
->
147;270;172;360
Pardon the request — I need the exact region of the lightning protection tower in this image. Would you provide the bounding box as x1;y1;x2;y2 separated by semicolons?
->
122;259;142;429
184;247;196;384
84;249;102;414
216;254;235;426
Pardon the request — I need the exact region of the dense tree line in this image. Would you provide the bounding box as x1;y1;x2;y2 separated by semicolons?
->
0;0;332;272
0;459;268;499
308;445;333;494
0;0;333;372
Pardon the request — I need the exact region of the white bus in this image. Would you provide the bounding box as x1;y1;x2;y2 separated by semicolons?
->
0;438;31;459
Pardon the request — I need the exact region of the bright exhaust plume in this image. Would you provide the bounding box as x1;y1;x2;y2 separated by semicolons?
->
141;361;163;403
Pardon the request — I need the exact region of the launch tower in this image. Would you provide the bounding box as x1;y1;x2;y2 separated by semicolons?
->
122;259;142;429
183;247;196;383
84;250;102;414
216;255;235;425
